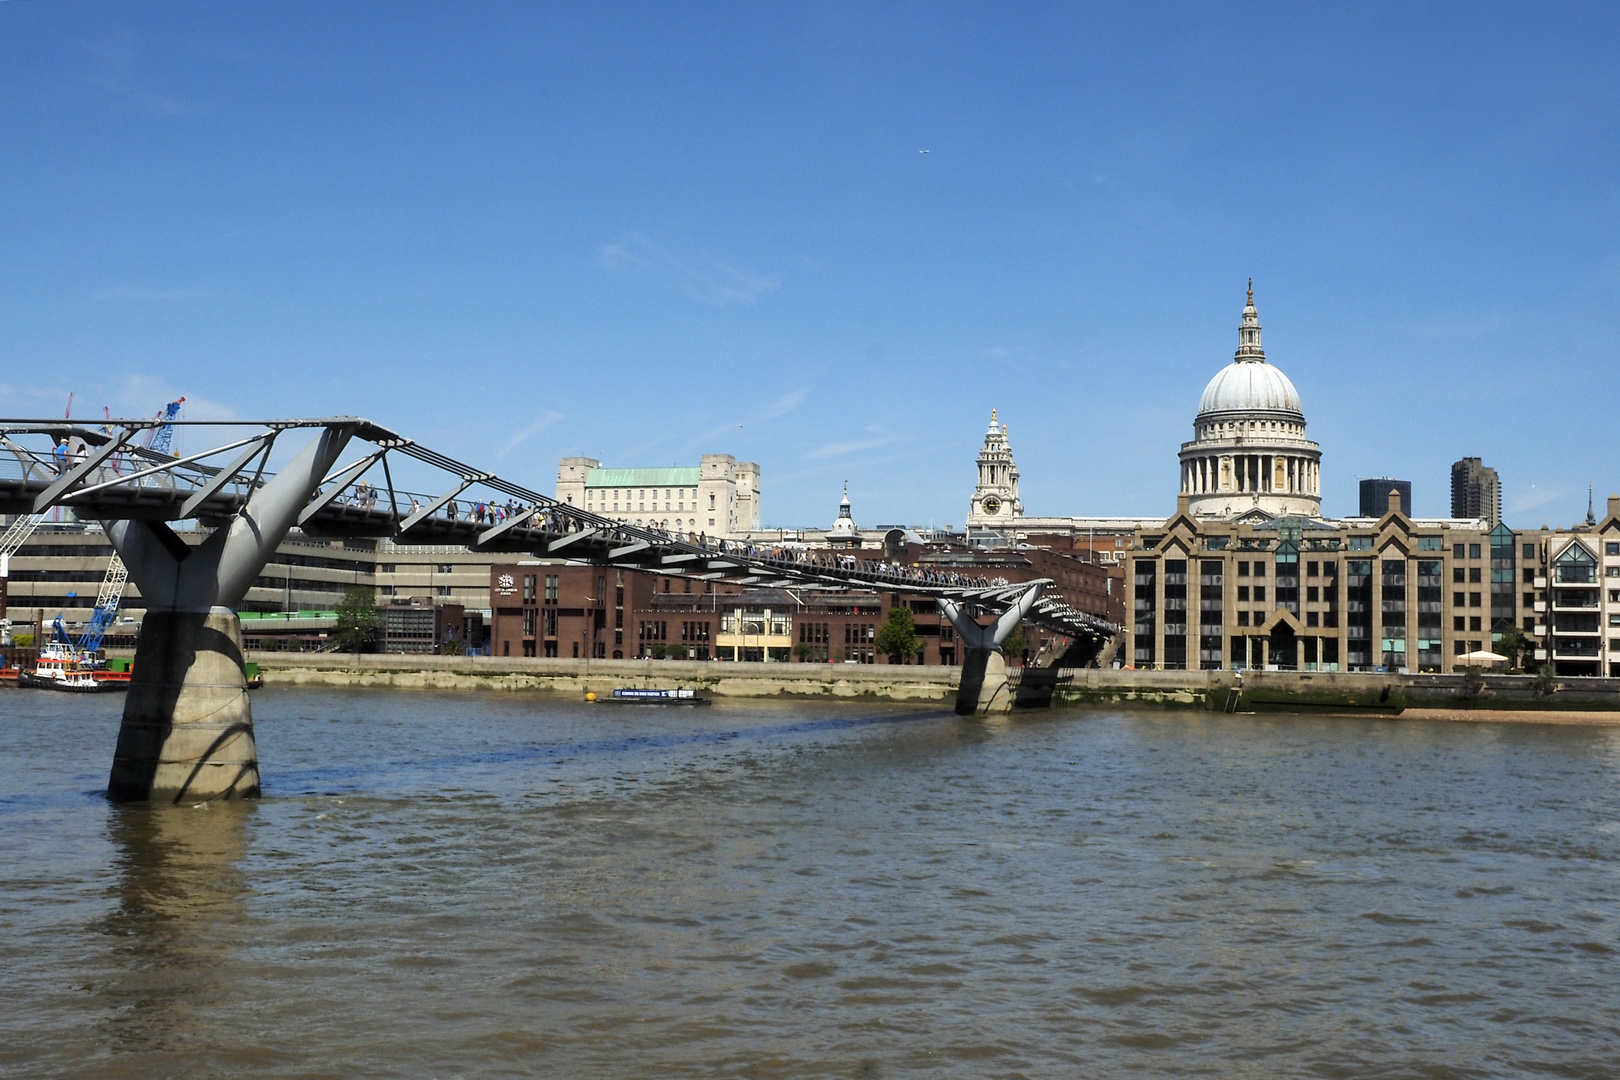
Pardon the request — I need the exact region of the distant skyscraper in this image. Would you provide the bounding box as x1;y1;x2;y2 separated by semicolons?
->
1450;458;1501;525
1359;478;1411;518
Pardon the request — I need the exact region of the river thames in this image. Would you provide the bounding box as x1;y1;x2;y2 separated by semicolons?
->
3;688;1618;1078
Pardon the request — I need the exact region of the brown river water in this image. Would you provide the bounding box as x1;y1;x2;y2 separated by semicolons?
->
2;688;1618;1078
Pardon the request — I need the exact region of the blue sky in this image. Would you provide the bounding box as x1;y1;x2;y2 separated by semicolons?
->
2;3;1618;528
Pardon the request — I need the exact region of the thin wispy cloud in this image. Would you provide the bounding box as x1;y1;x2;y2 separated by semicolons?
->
93;286;209;301
680;389;808;452
499;411;566;457
1507;484;1567;516
1410;315;1504;340
808;426;894;460
599;233;779;306
77;29;195;115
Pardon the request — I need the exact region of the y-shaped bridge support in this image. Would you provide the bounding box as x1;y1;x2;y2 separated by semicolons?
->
104;425;355;802
938;583;1044;716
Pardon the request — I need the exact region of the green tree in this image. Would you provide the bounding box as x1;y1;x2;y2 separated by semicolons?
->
1001;627;1027;663
1494;624;1528;671
332;586;380;653
792;642;814;662
874;606;920;663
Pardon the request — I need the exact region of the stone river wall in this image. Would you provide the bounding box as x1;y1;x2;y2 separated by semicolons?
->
244;653;1620;717
245;652;959;703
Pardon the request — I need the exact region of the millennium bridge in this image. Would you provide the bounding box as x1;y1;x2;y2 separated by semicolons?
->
0;416;1117;803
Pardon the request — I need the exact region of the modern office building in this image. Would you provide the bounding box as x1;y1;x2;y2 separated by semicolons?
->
1128;491;1508;672
1451;457;1501;526
1359;478;1412;518
555;454;760;537
1515;497;1620;677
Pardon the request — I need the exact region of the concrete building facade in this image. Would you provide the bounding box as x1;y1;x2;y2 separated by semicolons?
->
555;455;760;538
1128;490;1507;673
1452;457;1502;526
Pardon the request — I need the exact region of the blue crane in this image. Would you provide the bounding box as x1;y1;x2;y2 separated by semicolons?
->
146;397;185;455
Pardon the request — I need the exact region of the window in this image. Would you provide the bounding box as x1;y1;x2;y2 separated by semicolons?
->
1253;586;1267;602
1133;559;1157;667
1524;567;1537;583
1349;537;1372;551
522;575;536;602
1469;567;1482;583
1453;544;1466;559
1307;586;1319;602
1524;593;1535;607
1237;561;1249;576
1453;592;1464;606
1307;561;1319;577
1237;585;1249;602
1608;566;1620;578
1469;544;1482;559
1469;592;1482;608
1524;544;1537;559
435;585;451;596
437;564;454;574
1253;563;1266;578
1555;543;1598;584
1453;567;1466;583
1453;616;1465;631
1609;543;1620;556
543;608;558;636
1237;611;1249;626
1307;611;1319;627
1470;616;1482;632
522;609;536;636
1417;537;1442;551
545;574;559;602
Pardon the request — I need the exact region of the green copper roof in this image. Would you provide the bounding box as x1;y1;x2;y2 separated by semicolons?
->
585;467;701;488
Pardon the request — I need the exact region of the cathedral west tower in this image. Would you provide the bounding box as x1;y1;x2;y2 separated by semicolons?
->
1179;284;1322;520
967;408;1023;528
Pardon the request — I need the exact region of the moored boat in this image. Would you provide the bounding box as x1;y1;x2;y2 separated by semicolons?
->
18;642;130;693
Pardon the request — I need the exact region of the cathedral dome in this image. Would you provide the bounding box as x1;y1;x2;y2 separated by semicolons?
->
1197;359;1303;417
1178;283;1323;520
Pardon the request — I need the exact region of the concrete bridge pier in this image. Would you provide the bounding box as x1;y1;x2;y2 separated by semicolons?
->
938;584;1043;716
104;425;355;803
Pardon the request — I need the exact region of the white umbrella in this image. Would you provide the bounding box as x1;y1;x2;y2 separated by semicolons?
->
1460;650;1508;663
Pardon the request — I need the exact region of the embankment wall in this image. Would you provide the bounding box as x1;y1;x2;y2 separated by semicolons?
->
243;654;1620;715
244;652;958;703
1048;668;1620;714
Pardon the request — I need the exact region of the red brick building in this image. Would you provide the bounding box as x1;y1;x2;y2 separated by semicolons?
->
489;540;1119;666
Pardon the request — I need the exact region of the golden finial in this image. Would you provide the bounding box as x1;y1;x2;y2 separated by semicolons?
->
1247;278;1253;305
991;407;997;423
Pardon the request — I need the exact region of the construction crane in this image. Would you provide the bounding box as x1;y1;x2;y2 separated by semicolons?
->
146;397;185;455
73;552;130;661
0;512;46;642
63;397;177;656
